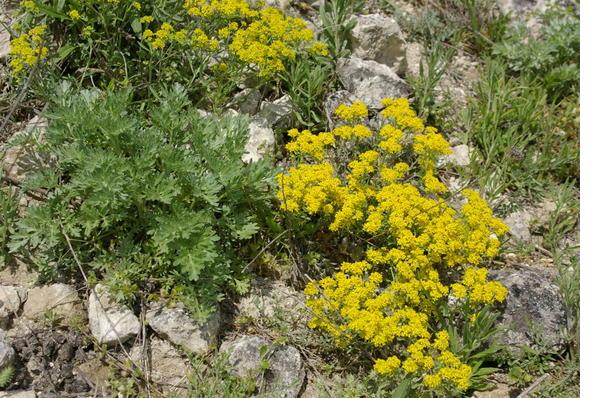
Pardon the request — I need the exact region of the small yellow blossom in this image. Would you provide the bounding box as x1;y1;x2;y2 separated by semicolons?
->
334;102;368;120
373;356;401;375
68;10;81;20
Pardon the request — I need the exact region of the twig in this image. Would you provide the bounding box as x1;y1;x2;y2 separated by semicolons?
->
242;229;288;272
516;373;550;398
0;52;40;143
140;295;152;397
1;174;48;201
506;231;554;257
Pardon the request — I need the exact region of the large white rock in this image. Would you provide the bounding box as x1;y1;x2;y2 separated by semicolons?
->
146;301;221;355
236;277;309;324
220;335;305;398
350;14;407;75
489;265;568;352
242;116;276;163
22;283;85;323
130;337;191;396
404;41;425;79
1;116;48;183
440;144;472;167
0;391;37;398
88;284;140;346
259;95;294;129
0;24;9;60
0;285;27;326
504;209;534;242
228;88;262;115
336;57;410;109
0;330;14;369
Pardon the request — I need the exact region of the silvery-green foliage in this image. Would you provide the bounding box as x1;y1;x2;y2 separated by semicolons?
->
9;84;275;308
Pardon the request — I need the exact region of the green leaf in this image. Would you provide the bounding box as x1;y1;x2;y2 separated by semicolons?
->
391;379;413;398
235;222;259;240
131;19;142;34
33;1;68;19
56;44;77;62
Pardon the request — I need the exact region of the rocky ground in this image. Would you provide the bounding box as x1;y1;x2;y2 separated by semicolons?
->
0;0;578;397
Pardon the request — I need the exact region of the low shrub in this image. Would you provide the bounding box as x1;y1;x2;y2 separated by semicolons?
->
9;0;327;108
0;180;19;266
277;98;509;395
8;84;275;310
492;5;579;102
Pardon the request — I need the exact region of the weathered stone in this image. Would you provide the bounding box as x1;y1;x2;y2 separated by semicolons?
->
336;57;410;109
73;357;111;395
433;51;480;110
146;301;221;355
220;335;305;398
259;95;294;129
0;24;9;60
1;115;48;183
0;285;27;326
228;88;262;115
504;209;534;243
350;14;406;75
489;265;568;352
242;116;276;163
0;260;38;288
198;109;274;163
249;0;290;10
530;198;558;228
0;329;14;368
88;284;140;346
130;337;191;396
388;0;420;20
22;283;85;324
441;144;471;167
404;42;425;78
0;391;37;398
473;383;512;398
497;0;548;14
236;277;308;323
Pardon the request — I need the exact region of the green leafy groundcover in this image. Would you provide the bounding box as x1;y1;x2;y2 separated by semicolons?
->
8;83;275;309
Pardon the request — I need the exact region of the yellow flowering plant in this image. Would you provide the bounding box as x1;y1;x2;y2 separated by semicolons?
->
10;0;327;108
277;98;510;395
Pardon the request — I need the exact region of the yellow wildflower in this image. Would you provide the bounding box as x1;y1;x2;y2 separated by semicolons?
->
68;10;81;20
373;356;401;375
334;102;369;120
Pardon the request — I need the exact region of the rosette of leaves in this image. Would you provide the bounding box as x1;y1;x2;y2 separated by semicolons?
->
8;83;275;309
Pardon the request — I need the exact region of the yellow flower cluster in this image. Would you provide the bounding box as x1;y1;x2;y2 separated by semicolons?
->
68;10;81;21
334;101;369;120
285;129;335;161
229;8;315;76
143;22;190;49
374;356;401;376
142;0;322;75
332;125;372;139
9;25;49;76
279;98;509;393
15;0;323;80
184;0;258;19
381;98;425;131
451;267;508;304
276;163;344;214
